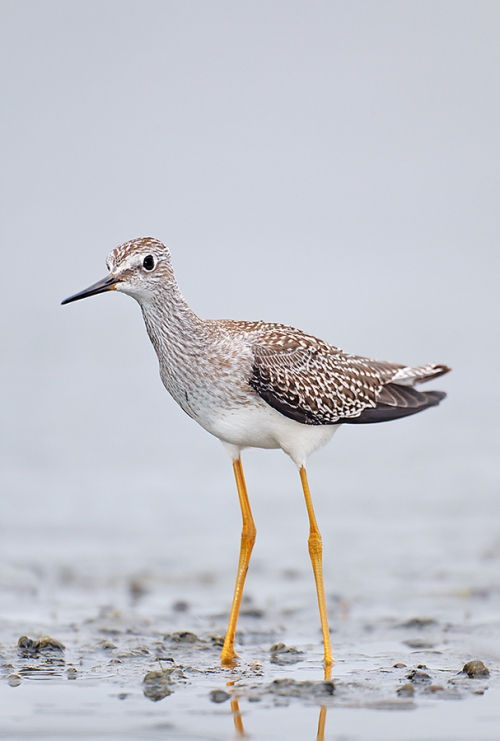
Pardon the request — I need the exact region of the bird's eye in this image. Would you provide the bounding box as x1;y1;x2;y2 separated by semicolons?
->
143;255;155;271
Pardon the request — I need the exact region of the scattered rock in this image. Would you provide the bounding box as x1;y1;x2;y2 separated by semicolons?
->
172;600;190;612
37;636;65;652
393;663;407;668
403;639;435;649
210;635;225;648
66;667;77;679
270;643;304;665
406;669;432;684
8;674;22;687
17;635;65;656
249;660;263;672
209;689;230;703
143;670;174;702
97;639;117;650
117;645;150;658
462;660;489;678
129;577;148;602
398;618;437;630
17;636;37;655
165;631;199;644
397;683;414;697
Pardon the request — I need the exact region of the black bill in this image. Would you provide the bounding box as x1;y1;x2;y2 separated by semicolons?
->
61;275;118;305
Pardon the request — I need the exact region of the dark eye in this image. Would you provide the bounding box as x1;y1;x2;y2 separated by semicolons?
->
143;255;155;271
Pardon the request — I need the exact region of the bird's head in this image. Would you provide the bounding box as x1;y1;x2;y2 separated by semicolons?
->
62;237;174;306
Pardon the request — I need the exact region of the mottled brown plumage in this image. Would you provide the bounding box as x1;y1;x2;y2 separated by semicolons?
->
62;236;450;669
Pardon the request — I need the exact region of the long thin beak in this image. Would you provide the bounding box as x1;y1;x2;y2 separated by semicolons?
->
61;275;118;305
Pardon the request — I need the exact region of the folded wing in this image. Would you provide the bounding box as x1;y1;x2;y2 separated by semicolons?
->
248;327;450;426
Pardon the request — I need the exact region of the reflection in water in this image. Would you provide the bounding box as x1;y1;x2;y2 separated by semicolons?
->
227;680;246;737
316;706;327;741
316;664;332;741
227;664;332;740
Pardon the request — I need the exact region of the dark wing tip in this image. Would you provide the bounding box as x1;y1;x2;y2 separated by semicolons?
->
341;385;447;425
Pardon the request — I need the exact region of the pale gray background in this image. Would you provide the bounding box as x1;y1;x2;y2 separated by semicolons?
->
0;1;499;579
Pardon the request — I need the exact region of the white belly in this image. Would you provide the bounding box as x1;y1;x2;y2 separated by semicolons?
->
202;398;339;466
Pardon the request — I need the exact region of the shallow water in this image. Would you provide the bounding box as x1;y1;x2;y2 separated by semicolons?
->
1;507;499;740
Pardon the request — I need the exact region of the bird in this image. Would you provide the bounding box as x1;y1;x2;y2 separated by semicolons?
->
62;237;450;668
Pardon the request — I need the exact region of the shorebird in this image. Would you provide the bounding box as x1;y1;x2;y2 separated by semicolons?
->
62;237;450;667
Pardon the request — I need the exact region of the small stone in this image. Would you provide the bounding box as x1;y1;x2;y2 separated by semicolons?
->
462;660;489;678
406;669;431;684
8;674;22;687
270;642;286;652
397;683;414;697
172;600;189;612
143;670;174;702
17;636;35;650
393;663;407;668
18;635;65;655
66;667;78;679
399;618;437;629
98;639;117;650
270;642;304;665
129;577;148;601
404;639;434;649
166;631;198;644
36;636;65;652
209;690;230;703
427;685;444;693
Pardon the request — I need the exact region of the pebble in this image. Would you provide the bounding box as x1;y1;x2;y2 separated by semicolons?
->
165;631;199;644
143;670;174;702
406;669;431;684
209;690;230;703
399;618;437;629
462;660;489;678
8;674;22;687
269;643;304;666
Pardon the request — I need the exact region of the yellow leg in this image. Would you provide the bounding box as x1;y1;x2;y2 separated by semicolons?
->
299;466;334;666
221;458;256;666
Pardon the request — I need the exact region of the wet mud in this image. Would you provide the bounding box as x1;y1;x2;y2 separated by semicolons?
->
1;548;499;741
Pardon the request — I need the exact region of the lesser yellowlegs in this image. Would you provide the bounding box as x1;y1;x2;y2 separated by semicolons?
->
62;237;450;667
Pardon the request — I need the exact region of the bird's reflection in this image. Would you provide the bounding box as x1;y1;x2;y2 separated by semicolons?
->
316;664;332;741
226;663;332;740
227;680;246;737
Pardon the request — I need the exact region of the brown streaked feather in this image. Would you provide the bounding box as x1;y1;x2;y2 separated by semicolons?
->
239;321;450;426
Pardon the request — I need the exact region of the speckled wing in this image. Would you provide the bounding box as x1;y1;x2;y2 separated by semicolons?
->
247;327;449;426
